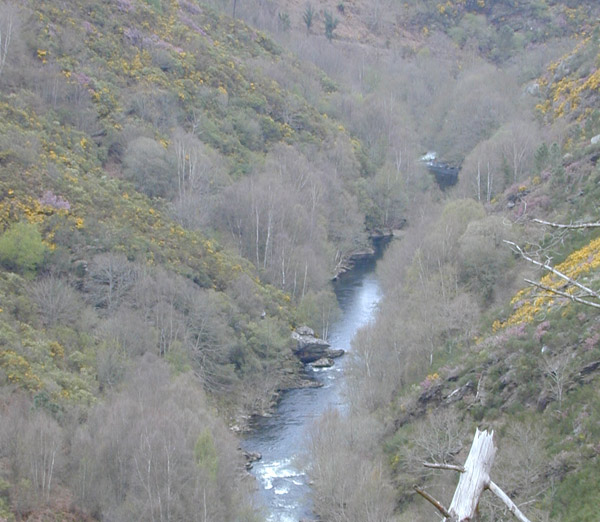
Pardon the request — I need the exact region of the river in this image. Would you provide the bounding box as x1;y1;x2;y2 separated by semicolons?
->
242;252;384;521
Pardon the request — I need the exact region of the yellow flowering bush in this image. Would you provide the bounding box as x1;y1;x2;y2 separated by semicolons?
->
496;235;600;330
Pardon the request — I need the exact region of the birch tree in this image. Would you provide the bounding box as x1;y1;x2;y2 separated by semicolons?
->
171;130;227;228
0;2;17;80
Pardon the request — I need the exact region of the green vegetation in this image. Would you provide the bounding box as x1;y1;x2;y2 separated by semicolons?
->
303;3;314;34
0;0;376;518
252;3;600;520
1;0;600;519
0;222;45;276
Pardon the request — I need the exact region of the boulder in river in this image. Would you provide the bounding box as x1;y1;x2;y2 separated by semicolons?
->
311;357;334;368
291;326;332;363
243;450;262;470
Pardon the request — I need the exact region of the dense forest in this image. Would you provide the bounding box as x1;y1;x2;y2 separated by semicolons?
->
0;0;600;520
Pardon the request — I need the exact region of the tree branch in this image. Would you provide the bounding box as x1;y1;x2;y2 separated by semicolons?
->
533;218;600;229
414;485;451;518
524;279;600;309
503;240;600;301
424;462;465;473
487;481;532;522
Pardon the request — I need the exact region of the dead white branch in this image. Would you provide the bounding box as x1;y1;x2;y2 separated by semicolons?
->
414;485;451;518
488;480;532;522
0;6;14;78
423;462;465;473
524;279;600;310
445;428;496;521
533;218;600;229
503;240;600;302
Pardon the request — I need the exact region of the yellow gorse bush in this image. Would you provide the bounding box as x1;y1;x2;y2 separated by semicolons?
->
495;236;600;330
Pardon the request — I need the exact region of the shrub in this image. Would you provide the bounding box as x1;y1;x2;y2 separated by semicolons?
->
0;222;45;276
324;11;339;41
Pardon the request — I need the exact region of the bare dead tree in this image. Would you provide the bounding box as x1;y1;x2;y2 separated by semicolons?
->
524;278;600;310
30;276;81;327
415;429;532;522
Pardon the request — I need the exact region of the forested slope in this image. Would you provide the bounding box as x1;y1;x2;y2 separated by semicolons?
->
0;0;381;520
2;0;600;520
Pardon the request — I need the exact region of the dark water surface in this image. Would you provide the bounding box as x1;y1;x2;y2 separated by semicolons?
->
242;255;383;521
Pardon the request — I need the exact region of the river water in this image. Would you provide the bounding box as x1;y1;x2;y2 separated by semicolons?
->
242;255;383;521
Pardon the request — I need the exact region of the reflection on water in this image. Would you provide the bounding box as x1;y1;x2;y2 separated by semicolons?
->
243;254;383;521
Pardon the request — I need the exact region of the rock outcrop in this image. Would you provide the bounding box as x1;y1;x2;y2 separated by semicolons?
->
291;326;345;364
311;357;334;368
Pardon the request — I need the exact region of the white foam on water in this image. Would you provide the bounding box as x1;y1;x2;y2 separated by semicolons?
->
311;366;332;373
256;458;305;491
267;514;296;522
274;485;290;495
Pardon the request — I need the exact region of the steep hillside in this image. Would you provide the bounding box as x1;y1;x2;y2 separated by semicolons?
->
0;0;380;519
2;0;599;520
0;0;314;417
302;26;600;522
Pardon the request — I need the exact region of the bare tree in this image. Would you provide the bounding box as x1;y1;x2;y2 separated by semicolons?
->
541;350;574;411
123;136;174;198
498;120;538;185
171;130;227;228
130;268;186;357
532;218;600;229
99;307;156;357
412;408;466;467
491;423;550;519
306;408;395;522
86;253;139;312
0;400;63;512
0;2;17;79
459;140;500;203
30;276;81;327
24;411;63;503
75;357;256;521
416;429;532;522
216;144;344;295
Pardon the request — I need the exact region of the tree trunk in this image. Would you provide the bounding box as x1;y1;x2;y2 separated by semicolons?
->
418;429;533;522
445;428;496;521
